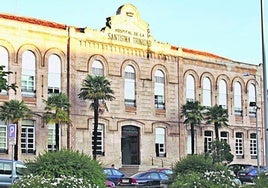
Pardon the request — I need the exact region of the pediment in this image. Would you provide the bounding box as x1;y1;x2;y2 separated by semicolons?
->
101;4;152;47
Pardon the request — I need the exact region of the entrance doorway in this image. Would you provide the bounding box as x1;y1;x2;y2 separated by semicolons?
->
121;126;140;165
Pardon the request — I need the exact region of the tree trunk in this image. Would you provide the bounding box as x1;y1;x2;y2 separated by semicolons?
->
191;123;195;155
93;99;99;160
215;123;219;140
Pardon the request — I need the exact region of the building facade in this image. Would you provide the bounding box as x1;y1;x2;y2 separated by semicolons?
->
0;4;265;169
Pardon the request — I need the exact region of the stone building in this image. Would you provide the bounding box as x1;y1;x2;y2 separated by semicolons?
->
0;4;264;169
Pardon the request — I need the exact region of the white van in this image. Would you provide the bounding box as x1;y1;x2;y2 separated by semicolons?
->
0;159;26;188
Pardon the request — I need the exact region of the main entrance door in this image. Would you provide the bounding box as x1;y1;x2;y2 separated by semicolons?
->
121;126;140;165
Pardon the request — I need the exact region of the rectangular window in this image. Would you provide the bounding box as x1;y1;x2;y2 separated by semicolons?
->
92;124;104;156
21;120;35;154
0;125;7;153
155;128;166;157
250;133;257;159
204;131;213;153
154;95;165;109
92;67;103;76
48;124;56;152
235;132;244;158
220;132;229;143
21;75;35;97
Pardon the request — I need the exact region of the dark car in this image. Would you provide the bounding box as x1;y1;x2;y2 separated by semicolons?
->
119;171;171;187
237;166;267;183
148;168;173;176
103;168;126;185
228;163;253;177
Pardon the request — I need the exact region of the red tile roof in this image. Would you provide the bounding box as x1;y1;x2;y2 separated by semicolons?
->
182;47;229;60
0;13;67;30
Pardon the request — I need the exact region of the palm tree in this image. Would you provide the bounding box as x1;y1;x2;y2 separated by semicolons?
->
181;100;204;155
43;92;71;150
0;100;33;160
205;104;228;140
78;75;115;160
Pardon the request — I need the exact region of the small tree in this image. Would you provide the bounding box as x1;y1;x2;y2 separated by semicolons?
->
205;104;229;140
181;101;204;155
0;65;17;92
78;75;115;160
43;92;71;150
0;100;32;160
209;139;234;164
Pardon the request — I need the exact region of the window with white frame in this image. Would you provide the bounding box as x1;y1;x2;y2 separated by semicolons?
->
155;127;166;157
203;77;211;107
47;123;56;152
0;121;7;153
92;124;104;156
48;54;61;94
21;51;36;97
250;133;257;158
187;130;196;154
248;83;256;117
154;70;165;109
21;120;35;154
234;82;242;116
235;132;244;158
186;75;195;101
92;60;104;76
219;80;227;109
204;131;213;153
0;46;8;95
220;131;229;143
124;65;136;107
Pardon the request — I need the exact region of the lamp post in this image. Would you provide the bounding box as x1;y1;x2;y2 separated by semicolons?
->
244;73;260;173
260;0;268;168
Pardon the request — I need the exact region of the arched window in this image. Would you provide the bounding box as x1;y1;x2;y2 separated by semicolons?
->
234;82;242;115
124;65;136;107
186;75;195;101
48;54;61;94
92;60;104;76
248;83;256;116
203;77;211;107
218;80;227;109
155;127;166;157
154;70;165;109
0;46;9;94
21;50;36;97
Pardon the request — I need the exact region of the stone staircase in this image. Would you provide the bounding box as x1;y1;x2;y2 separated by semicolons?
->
119;165;140;176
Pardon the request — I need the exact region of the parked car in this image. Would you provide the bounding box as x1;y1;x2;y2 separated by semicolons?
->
0;159;26;187
105;180;115;187
148;168;173;176
118;171;172;187
237;165;267;183
228;163;253;177
103;168;126;185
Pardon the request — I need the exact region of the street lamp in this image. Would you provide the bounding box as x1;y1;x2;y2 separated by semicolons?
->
244;73;260;173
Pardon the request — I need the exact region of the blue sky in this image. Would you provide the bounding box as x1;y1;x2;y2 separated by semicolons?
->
0;0;267;65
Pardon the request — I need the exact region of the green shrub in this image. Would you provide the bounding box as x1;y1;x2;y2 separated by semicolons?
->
253;173;268;188
11;174;97;188
171;154;238;188
173;154;214;175
171;171;240;188
14;149;105;187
